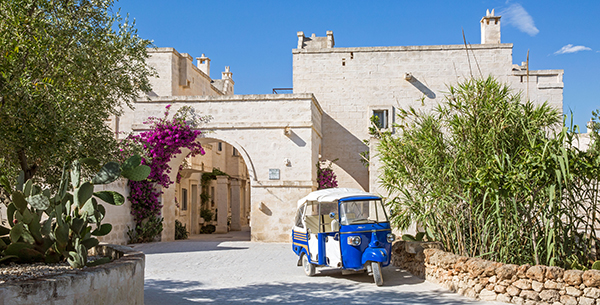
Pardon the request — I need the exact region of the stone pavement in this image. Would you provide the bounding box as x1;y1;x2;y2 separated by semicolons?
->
133;230;505;304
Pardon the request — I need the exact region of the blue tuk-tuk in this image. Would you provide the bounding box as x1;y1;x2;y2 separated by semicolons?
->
292;188;395;286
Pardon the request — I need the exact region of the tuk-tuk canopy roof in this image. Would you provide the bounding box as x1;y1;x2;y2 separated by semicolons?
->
297;188;380;208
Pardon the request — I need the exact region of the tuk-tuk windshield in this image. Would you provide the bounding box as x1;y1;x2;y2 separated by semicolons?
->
340;199;388;225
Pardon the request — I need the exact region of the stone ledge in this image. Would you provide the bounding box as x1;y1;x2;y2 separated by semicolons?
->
0;244;144;305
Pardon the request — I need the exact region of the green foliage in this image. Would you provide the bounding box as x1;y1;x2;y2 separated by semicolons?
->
174;220;189;240
200;209;214;222
377;77;600;268
0;155;149;268
127;216;164;244
200;225;216;234
402;232;428;242
0;0;156;185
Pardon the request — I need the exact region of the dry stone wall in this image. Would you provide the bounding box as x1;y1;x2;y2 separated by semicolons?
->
392;241;600;305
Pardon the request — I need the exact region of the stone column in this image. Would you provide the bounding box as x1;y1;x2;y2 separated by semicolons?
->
230;179;241;231
215;175;229;234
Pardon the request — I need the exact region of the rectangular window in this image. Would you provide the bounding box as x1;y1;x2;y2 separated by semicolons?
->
233;147;238;156
181;188;188;210
218;142;223;152
373;110;388;129
210;186;215;208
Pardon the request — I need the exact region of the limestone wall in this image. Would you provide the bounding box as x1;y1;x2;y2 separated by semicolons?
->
293;37;563;193
392;241;600;305
116;94;322;242
95;179;134;245
146;48;229;97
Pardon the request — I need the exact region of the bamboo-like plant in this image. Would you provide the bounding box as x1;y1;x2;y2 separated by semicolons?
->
377;77;600;268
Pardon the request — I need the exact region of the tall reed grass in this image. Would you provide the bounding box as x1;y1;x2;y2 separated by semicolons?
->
378;77;600;268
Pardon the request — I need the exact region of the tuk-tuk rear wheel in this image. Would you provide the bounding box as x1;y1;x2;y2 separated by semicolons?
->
302;253;316;276
372;261;383;286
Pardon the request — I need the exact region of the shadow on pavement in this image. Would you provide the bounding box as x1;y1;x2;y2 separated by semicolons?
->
132;241;249;255
144;279;479;305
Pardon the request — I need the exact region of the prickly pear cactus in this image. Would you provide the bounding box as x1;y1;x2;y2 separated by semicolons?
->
0;155;150;268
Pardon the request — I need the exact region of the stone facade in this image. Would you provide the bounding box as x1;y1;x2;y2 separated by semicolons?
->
113;94;322;242
98;10;564;243
293;12;563;195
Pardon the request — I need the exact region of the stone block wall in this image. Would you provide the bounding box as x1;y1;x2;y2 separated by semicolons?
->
0;244;144;305
392;241;600;304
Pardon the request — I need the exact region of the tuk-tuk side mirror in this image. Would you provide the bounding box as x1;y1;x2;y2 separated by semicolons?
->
329;212;336;219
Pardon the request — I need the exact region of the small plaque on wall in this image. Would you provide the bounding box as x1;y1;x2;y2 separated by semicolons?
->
269;169;280;180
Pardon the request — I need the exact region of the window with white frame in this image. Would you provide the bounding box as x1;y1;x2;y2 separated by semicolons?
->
369;106;394;132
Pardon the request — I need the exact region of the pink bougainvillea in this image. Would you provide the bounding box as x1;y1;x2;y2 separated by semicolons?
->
316;160;338;189
125;105;207;231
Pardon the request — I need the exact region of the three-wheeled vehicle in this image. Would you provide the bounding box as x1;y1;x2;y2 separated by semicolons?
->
292;188;395;286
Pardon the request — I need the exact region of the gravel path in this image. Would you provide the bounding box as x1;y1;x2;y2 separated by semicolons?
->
133;230;504;305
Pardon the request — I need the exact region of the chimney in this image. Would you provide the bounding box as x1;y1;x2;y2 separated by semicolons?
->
481;9;501;44
297;31;305;49
221;66;234;95
196;54;210;76
327;31;335;48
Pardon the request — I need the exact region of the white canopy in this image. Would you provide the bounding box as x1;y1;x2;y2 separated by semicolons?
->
296;188;378;208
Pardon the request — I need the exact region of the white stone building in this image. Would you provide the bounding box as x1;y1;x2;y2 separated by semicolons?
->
99;10;563;244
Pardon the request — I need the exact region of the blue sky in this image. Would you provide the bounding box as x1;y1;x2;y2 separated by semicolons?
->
117;0;599;130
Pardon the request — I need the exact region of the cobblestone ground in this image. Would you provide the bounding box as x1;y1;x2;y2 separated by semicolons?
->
134;230;504;305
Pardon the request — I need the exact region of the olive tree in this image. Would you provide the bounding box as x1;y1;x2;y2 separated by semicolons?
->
0;0;155;183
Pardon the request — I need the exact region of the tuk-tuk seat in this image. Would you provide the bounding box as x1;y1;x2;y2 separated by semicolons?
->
305;215;320;233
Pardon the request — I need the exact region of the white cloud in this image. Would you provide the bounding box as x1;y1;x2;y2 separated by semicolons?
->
554;44;592;55
500;3;539;36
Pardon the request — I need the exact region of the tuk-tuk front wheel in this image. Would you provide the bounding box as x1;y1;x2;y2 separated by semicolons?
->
302;253;316;276
371;261;383;286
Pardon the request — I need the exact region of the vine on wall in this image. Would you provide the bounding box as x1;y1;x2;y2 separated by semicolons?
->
125;105;209;243
316;159;338;189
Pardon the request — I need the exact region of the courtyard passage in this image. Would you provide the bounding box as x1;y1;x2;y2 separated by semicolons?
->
134;230;504;304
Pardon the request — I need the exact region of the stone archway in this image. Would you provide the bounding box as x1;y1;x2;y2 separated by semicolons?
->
120;93;323;242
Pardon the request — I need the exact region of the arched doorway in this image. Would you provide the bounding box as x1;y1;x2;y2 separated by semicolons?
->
171;138;251;236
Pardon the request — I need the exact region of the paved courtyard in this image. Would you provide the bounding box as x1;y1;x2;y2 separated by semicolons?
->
133;230;504;305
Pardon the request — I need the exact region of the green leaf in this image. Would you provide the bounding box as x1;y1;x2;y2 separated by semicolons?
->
121;155;142;172
41;217;53;236
71;217;85;235
67;251;85;268
81;198;96;217
16;172;24;192
91;223;112;236
121;165;151;181
401;234;416;241
86;257;111;267
10;222;24;243
592;261;600;270
92;162;121;184
93;191;125;206
26;193;50;211
7;203;16;228
23;179;32;197
71;160;81;189
0;175;11;193
81;237;99;250
76;182;94;208
12;191;28;212
54;223;69;248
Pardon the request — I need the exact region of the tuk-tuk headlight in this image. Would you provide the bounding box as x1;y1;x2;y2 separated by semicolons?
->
347;236;361;246
387;233;396;243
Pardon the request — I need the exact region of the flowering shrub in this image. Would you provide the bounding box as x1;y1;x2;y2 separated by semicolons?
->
125;105;209;242
316;160;338;189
